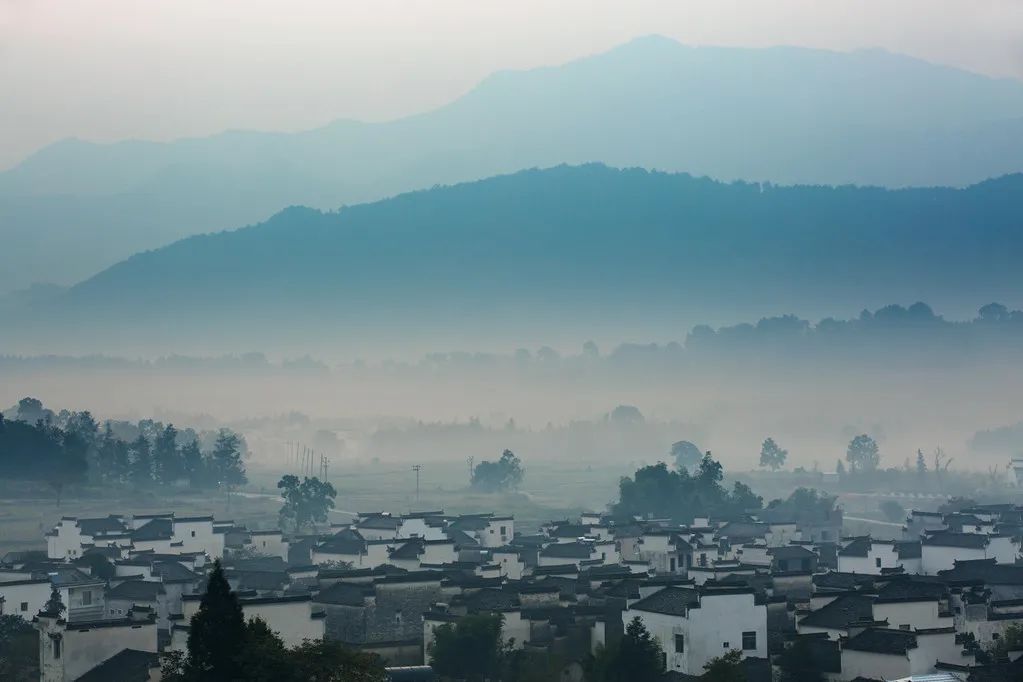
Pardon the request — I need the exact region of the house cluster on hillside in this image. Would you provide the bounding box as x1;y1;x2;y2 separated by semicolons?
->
4;503;1023;680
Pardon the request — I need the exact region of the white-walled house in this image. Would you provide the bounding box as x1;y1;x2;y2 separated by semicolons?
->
623;586;767;676
248;529;289;560
35;607;158;682
920;532;1019;575
180;593;325;647
0;578;51;619
839;627;969;681
836;538;922;575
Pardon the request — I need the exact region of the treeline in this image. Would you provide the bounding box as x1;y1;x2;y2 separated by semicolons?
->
0;397;246;495
613;453;763;522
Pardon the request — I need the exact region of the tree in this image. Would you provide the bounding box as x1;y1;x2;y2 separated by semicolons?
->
277;475;337;533
671;440;703;471
880;500;905;523
776;638;825;682
759;437;788;470
0;615;38;682
836;459;845;476
471;449;524;492
702;649;746;682
591;617;664;682
129;434;154;486
846;434;880;472
43;586;65;617
211;430;247;486
916;449;927;476
154;423;182;484
180;440;206;489
429;613;506;682
185;560;245;681
288;640;385;682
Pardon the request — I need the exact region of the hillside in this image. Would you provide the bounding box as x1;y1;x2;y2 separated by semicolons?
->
7;164;1023;357
3;36;1023;292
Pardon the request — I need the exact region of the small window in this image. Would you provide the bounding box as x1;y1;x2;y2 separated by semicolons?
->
670;557;677;572
81;590;92;606
53;638;61;659
500;526;507;535
742;631;757;650
262;541;267;548
20;602;28;612
723;642;730;648
875;557;882;568
674;634;685;653
394;613;403;626
191;531;196;537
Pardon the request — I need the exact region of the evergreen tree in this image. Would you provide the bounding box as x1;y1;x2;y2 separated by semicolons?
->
129;434;154;486
180;441;206;489
211;430;247;486
43;585;65;617
916;449;928;476
154;424;182;484
186;560;245;681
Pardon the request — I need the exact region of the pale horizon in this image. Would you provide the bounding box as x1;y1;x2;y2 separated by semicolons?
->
3;0;1023;169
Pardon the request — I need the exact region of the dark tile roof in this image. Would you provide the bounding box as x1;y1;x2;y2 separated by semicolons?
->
151;561;198;583
937;558;1023;585
876;579;947;603
798;594;874;630
768;545;817;560
539;542;594;559
716;522;769;540
107;580;165;601
531;564;580;576
77;516;128;536
131;518;173;542
389;541;425;561
230;570;287;592
922;532;989;549
843;628;917;655
461;588;520;612
627;586;699;617
837;537;871;557
316;529;367;555
446;529;480;548
812;571;875;591
894;541;922;559
358;515;401;530
313;582;370;606
76;649;159;682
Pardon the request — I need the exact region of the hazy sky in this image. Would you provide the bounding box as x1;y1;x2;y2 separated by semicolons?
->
2;0;1022;169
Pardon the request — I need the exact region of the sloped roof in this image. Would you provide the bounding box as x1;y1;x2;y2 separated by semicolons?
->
107;580;165;601
797;593;874;630
843;628;917;654
922;532;988;549
876;579;947;603
78;516;128;536
313;582;370;606
151;561;198;583
837;537;871;557
446;529;480;548
627;586;699;617
768;545;817;560
131;518;173;542
389;541;425;561
76;649;159;682
539;542;593;559
812;571;875;591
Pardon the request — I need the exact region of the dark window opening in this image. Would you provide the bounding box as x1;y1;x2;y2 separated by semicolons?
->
742;631;757;650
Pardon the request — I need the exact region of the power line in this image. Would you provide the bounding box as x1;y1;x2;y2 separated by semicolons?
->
411;464;422;501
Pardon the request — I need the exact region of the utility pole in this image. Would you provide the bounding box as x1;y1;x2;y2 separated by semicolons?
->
467;456;475;486
411;464;422;502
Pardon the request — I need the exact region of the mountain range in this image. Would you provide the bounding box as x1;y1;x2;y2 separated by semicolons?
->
6;164;1022;357
3;35;1023;294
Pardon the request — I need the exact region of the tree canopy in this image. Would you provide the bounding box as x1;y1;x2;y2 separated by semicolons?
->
614;454;762;523
429;613;507;682
277;475;337;533
471;449;524;492
759;437;788;470
846;434;881;472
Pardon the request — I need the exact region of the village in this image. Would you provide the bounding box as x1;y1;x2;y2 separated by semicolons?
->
2;494;1023;681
